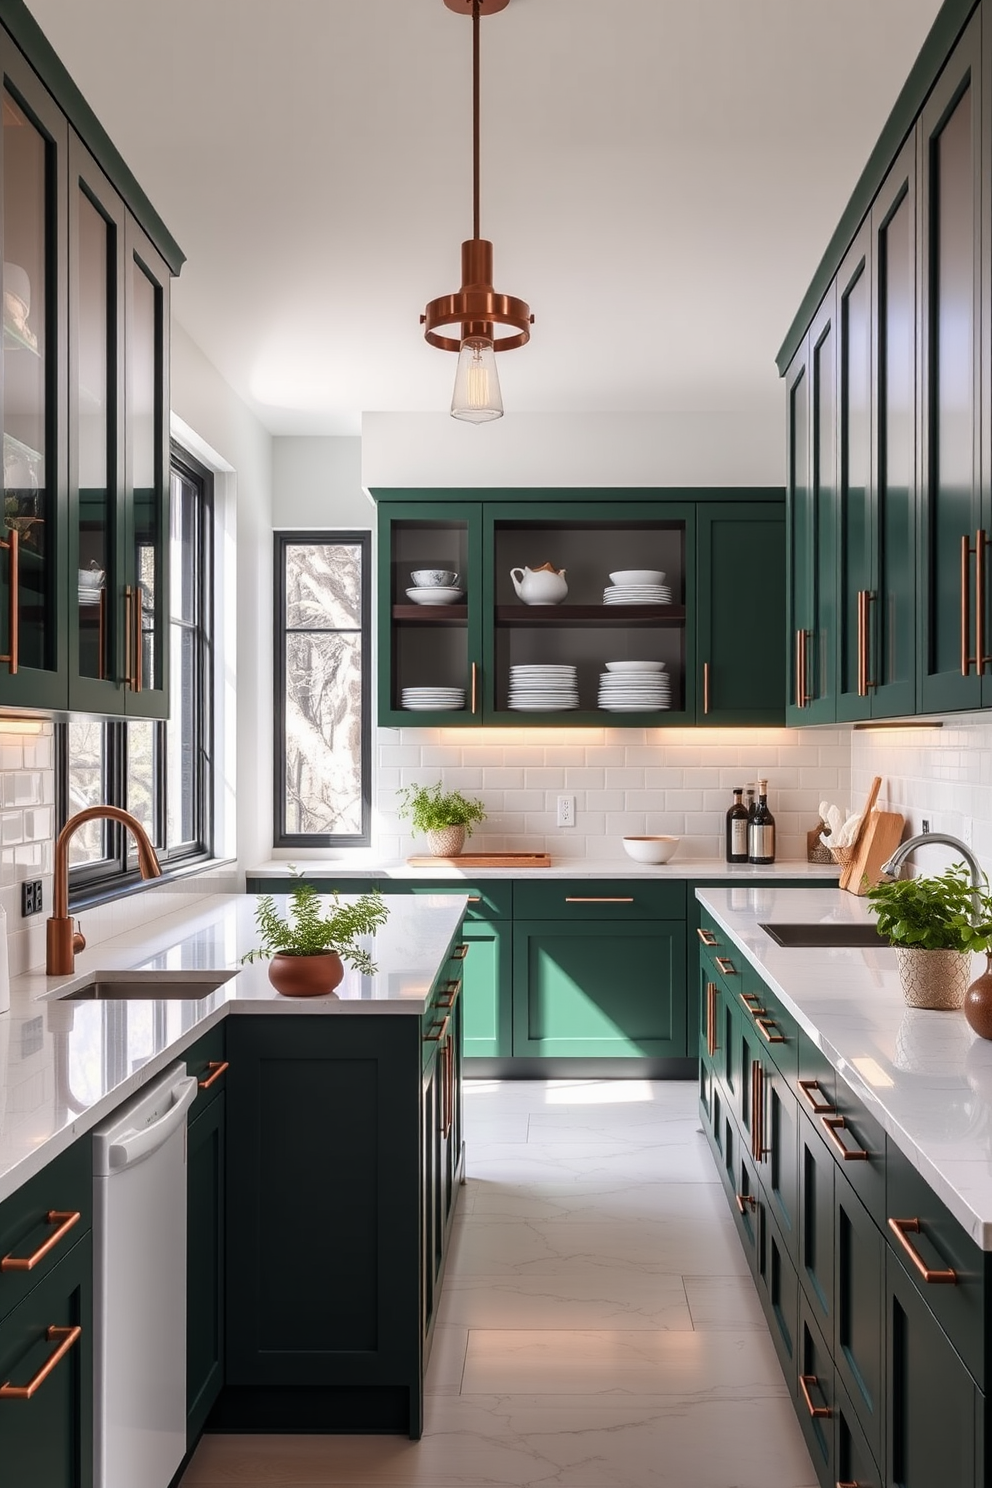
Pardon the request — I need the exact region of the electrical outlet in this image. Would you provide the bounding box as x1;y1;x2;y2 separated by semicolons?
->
922;818;931;835
556;794;576;828
21;878;42;916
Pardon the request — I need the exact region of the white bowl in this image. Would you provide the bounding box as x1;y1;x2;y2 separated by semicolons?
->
622;835;680;864
411;569;458;587
610;570;665;586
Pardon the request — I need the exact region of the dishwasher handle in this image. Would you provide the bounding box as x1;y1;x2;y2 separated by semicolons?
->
108;1075;198;1170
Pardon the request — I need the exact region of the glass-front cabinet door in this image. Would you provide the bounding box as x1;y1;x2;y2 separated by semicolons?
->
122;220;170;718
378;502;484;726
0;45;68;709
485;502;692;723
68;134;125;713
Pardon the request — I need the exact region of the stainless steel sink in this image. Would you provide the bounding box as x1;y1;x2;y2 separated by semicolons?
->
60;970;236;1001
759;923;889;949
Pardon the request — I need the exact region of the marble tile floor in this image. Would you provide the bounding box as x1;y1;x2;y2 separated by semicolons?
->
180;1078;818;1488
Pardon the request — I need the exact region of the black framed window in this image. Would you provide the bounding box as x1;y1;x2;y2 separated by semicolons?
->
58;444;213;901
274;531;371;846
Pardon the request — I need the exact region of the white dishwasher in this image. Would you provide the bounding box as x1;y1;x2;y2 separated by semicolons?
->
93;1061;199;1488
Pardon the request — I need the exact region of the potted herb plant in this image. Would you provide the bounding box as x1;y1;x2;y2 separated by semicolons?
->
866;863;992;1011
396;781;486;857
242;876;389;997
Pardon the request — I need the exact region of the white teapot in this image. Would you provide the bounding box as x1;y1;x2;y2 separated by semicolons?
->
509;562;568;605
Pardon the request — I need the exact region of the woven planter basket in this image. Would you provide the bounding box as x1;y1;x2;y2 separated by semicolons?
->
894;946;972;1010
425;824;466;857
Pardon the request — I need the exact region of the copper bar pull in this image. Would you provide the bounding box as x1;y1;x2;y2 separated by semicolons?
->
962;533;973;676
124;586;134;689
797;1079;835;1115
0;1325;82;1399
706;981;717;1058
0;526;18;673
821;1115;869;1161
856;590;867;697
197;1061;229;1091
97;587;106;680
735;1192;756;1216
887;1217;957;1284
565;897;634;904
864;591;877;689
979;530;992;671
799;1373;832;1420
697;927;718;947
452;943;469;959
424;1015;450;1044
134;585;143;692
756;1016;786;1045
1;1211;81;1272
703;660;710;715
795;629;806;709
714;956;736;976
471;660;478;715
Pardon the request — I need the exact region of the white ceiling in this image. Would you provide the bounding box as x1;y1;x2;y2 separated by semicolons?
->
26;0;942;436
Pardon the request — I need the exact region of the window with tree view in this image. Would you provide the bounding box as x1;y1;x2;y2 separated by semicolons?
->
275;532;370;845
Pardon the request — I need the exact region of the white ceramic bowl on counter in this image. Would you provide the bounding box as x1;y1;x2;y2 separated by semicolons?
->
622;835;680;864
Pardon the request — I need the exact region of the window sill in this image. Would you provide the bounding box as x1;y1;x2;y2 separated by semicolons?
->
68;855;237;914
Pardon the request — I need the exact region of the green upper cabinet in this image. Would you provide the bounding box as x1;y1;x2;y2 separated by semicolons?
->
696;502;784;725
836;224;873;721
373;489;784;728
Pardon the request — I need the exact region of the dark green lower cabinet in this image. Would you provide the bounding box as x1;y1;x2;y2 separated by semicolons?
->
798;1108;834;1337
834;1166;884;1469
797;1294;835;1487
460;918;511;1058
886;1250;976;1488
512;919;686;1057
187;1090;226;1446
0;1233;93;1488
758;1207;799;1396
221;1015;427;1437
835;1379;881;1488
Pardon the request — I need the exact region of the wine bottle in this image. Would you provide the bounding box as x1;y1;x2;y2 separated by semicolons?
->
748;778;776;864
726;788;748;864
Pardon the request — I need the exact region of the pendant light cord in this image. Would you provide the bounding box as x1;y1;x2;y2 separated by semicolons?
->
472;0;481;239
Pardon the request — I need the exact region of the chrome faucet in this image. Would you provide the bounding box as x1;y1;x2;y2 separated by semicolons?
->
47;806;162;975
880;832;984;920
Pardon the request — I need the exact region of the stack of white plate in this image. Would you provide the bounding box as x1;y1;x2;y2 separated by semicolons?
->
598;660;671;711
401;687;465;711
603;581;672;605
508;664;579;711
78;584;103;607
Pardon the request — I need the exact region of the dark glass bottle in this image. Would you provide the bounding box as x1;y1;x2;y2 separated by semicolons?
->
748;778;776;864
726;788;748;863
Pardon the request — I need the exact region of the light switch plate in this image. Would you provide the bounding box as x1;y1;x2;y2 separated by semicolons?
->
556;794;575;828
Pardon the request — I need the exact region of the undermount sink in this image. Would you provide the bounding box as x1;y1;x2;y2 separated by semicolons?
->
759;923;889;949
60;970;236;1001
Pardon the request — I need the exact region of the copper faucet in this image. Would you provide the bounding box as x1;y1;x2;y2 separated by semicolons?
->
47;806;162;975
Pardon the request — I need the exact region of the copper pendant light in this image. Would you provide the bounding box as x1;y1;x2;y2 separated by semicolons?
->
421;0;533;422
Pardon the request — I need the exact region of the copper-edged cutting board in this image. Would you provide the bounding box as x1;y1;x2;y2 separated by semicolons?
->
406;852;551;868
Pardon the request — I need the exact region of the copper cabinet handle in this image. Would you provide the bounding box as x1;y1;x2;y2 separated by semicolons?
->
1;1211;81;1272
444;1033;455;1138
756;1016;786;1045
124;586;135;689
962;534;974;676
798;1078;835;1114
437;978;461;1008
0;525;18;674
0;1325;82;1399
863;591;877;689
467;896;481;903
565;897;634;904
751;1061;766;1161
799;1373;832;1419
134;581;143;692
197;1060;229;1091
715;956;736;975
795;628;807;709
887;1217;957;1284
857;590;867;697
703;660;711;714
979;530;992;671
836;1482;860;1487
697;927;718;947
97;588;107;680
424;1015;450;1043
735;1192;756;1215
740;992;766;1018
471;660;478;715
821;1115;869;1161
706;981;717;1058
452;943;469;959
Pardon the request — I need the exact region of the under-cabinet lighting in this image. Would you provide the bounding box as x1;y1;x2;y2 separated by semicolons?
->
852;720;943;732
850;1056;894;1089
0;717;46;734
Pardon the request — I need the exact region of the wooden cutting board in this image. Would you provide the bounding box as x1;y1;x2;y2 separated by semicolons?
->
840;810;905;896
406;852;551;868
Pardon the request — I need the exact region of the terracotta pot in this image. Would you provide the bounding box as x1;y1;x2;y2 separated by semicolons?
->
965;952;992;1039
426;824;466;857
894;946;971;1010
267;950;344;998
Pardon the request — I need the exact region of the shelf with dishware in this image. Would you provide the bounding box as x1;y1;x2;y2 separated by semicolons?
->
373;490;786;727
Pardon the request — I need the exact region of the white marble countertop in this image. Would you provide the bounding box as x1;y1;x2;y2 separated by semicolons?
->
248;857;840;882
0;891;468;1206
695;884;992;1249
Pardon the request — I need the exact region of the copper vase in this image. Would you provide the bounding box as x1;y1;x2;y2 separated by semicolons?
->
965;953;992;1040
267;950;344;998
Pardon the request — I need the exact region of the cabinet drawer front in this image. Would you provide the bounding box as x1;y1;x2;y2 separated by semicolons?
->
885;1138;985;1390
796;1293;835;1481
759;1204;800;1392
0;1136;91;1326
514;879;685;921
380;881;512;922
834;1166;885;1469
736;966;798;1080
796;1030;837;1116
826;1081;885;1228
797;1108;834;1335
835;1380;882;1488
184;1022;228;1121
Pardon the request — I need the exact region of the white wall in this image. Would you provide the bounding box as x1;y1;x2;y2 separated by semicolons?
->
272;436;369;528
362;412;785;490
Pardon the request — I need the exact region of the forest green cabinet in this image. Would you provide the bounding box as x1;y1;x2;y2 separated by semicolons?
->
460;917;511;1059
373;489;784;728
834;1166;885;1470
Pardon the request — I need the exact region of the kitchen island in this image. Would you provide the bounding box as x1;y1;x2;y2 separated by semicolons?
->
695;883;992;1488
0;890;470;1483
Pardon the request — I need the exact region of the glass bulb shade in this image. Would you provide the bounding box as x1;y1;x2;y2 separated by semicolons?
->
450;337;503;423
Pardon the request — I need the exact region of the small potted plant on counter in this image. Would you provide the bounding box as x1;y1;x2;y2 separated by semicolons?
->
866;863;992;1012
396;780;486;857
242;874;389;997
